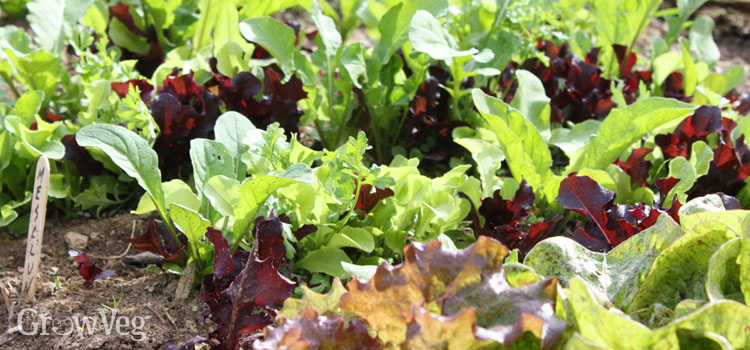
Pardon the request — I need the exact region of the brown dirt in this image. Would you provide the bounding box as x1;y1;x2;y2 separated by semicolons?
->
638;2;750;94
0;213;213;350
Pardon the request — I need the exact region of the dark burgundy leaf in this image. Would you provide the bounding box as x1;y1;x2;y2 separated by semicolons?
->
207;227;235;278
478;180;534;229
45;111;64;122
202;217;295;350
718;193;742;209
62;134;104;178
125;219;185;264
68;250;114;288
149;71;221;176
556;175;615;246
356;184;395;214
111;79;155;102
252;214;286;266
475;180;557;257
570;226;611;252
655;106;723;159
614;147;653;186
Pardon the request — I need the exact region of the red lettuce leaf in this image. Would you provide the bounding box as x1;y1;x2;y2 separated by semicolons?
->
614;147;653;186
556;175;616;246
201;214;295;350
111;79;155;103
68;250;114;288
125;219;185;264
61;134;104;178
472;180;557;257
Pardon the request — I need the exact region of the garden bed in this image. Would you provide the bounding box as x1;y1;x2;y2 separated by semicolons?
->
2;0;750;349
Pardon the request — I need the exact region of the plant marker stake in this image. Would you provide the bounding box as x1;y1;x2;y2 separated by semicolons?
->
21;156;50;301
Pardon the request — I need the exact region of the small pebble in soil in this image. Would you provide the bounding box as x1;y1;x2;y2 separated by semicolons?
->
64;231;88;250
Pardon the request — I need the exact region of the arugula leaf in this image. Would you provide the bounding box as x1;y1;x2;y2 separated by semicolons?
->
231;163;314;250
510;70;550;139
239;17;314;84
689;15;720;67
371;0;449;64
26;0;93;54
77;124;165;218
408;10;478;61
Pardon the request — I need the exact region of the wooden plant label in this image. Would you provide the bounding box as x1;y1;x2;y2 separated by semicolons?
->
175;261;196;301
21;156;50;301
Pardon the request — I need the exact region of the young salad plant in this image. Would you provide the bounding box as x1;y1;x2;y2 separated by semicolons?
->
76;113;314;273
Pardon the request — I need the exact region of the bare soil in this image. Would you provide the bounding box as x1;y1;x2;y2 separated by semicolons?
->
0;213;213;350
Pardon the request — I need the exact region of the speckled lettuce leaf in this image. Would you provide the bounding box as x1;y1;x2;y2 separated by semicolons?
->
524;215;684;310
629;217;738;312
741;215;750;306
705;237;743;303
678;194;748;232
565;277;750;349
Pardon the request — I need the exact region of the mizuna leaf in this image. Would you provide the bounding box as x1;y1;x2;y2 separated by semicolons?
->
77;124;165;213
576;98;695;171
472;89;552;195
338;236;565;348
254;308;382;350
